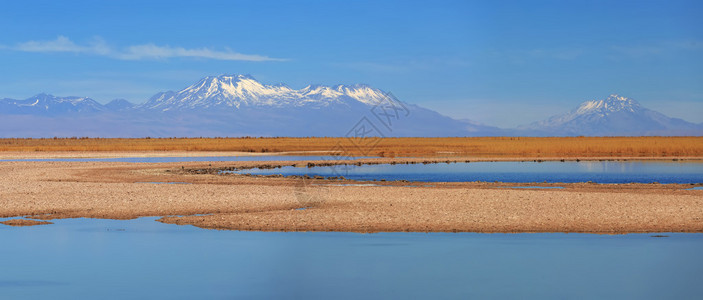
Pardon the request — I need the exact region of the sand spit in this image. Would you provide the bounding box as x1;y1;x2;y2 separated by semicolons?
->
0;157;701;233
0;219;53;227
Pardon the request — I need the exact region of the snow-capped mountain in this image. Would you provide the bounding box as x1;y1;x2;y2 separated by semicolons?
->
1;77;700;137
0;75;499;137
140;74;397;111
126;74;496;137
0;93;105;115
520;94;703;136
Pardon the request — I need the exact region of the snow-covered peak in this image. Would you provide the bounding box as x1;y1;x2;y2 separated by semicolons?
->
142;74;297;110
333;84;390;105
607;94;627;101
300;85;343;98
141;74;396;111
575;94;642;115
185;74;268;97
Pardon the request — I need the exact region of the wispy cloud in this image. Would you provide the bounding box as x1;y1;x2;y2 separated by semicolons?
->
4;36;286;62
115;44;279;61
14;36;110;55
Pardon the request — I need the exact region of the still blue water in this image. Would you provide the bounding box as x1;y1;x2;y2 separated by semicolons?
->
230;161;703;184
0;155;363;163
1;217;701;299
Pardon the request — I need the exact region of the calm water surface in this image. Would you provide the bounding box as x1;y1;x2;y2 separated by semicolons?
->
1;217;702;299
231;161;703;184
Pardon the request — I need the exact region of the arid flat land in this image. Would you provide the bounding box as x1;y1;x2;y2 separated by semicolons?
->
1;154;701;233
1;136;702;158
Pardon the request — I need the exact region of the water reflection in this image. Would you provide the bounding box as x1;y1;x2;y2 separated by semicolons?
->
0;217;702;299
230;161;703;184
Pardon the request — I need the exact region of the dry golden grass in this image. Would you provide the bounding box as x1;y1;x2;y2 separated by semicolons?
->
0;137;701;157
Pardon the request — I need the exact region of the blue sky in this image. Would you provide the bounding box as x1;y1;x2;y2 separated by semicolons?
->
1;0;701;127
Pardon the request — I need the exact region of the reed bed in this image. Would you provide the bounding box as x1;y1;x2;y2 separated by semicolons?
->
0;137;701;157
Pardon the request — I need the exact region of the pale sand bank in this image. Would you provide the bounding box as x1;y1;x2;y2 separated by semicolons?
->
0;157;701;233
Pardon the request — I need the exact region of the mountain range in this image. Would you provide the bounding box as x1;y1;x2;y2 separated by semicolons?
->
0;74;701;137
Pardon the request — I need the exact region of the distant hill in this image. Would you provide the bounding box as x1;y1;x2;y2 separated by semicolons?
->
0;93;105;115
104;99;135;112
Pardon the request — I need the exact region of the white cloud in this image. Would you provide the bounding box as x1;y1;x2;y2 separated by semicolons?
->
14;35;111;55
117;44;283;61
5;36;285;62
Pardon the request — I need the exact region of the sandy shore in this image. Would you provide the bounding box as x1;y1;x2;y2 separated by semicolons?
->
0;155;701;233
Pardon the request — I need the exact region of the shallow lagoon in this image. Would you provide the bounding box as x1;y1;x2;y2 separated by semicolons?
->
1;217;702;299
232;161;703;184
2;157;702;298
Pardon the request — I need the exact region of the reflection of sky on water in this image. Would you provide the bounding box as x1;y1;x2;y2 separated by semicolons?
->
578;161;694;173
0;217;702;299
233;161;703;183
